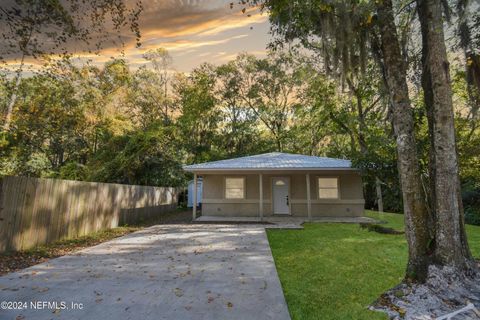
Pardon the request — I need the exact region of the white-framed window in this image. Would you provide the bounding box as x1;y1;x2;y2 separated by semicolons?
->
318;177;339;199
225;177;245;199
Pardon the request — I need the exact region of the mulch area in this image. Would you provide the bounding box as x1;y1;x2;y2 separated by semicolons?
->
0;209;193;276
359;222;405;235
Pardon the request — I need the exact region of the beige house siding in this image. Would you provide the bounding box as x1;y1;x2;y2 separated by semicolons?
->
201;171;364;217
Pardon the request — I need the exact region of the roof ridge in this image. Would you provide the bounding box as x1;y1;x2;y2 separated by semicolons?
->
263;152;349;162
183;152;353;171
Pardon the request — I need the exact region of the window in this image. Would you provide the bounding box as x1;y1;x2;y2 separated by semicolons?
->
225;177;245;199
318;178;339;199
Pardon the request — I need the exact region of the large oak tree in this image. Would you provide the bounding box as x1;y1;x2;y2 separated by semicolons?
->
245;0;475;281
0;0;142;131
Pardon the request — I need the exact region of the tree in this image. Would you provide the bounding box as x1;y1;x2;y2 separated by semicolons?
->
319;64;395;213
252;0;432;280
216;61;265;157
245;1;480;311
0;0;142;131
375;0;432;280
0;57;140;178
4;62;87;175
417;0;473;270
290;69;337;156
87;124;185;187
128;67;169;128
143;48;174;123
455;0;480;120
174;64;222;163
233;53;302;151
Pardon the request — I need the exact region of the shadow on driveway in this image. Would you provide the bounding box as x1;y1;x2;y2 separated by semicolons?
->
0;224;291;320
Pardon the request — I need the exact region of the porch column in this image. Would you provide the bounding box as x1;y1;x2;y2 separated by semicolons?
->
259;173;263;221
306;173;312;221
192;173;197;220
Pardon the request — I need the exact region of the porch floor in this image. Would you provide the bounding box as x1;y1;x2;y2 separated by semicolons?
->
194;215;378;229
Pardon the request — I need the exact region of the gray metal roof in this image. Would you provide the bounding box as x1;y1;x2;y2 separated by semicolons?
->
183;152;353;171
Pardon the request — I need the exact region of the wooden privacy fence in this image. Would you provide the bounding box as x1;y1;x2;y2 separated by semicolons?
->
0;176;179;252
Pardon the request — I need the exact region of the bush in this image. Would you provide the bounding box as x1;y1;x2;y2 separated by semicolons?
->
58;162;87;181
465;207;480;226
462;181;480;225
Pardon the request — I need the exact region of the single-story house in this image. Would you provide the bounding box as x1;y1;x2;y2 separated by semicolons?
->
183;152;365;220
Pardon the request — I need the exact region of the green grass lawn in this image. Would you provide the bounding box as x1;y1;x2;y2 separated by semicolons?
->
266;210;480;320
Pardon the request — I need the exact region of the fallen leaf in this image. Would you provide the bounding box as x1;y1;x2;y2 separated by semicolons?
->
174;288;184;297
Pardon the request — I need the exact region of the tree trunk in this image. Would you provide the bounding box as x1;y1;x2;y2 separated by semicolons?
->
375;177;384;213
276;136;282;152
457;1;480;120
417;0;473;270
376;0;432;281
3;57;25;131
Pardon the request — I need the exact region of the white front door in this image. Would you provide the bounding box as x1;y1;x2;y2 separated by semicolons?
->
273;177;290;214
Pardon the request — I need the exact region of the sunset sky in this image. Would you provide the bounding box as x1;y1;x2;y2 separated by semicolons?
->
126;0;271;71
3;0;272;73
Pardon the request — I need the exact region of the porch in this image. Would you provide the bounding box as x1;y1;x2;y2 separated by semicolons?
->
194;215;377;229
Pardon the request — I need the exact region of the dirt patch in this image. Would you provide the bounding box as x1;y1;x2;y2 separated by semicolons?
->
0;209;193;276
359;223;404;235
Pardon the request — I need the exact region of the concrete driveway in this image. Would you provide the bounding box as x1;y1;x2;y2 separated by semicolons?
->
0;224;290;320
